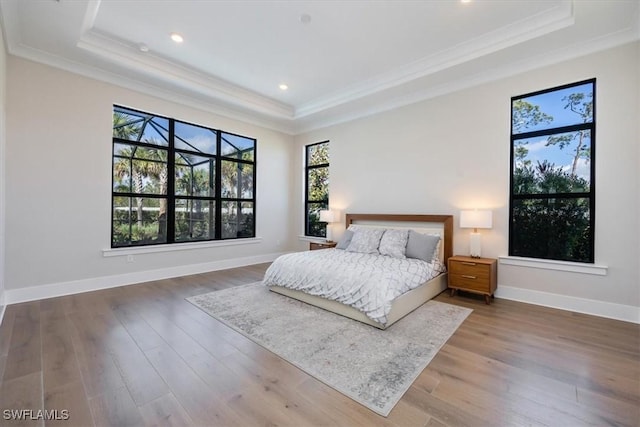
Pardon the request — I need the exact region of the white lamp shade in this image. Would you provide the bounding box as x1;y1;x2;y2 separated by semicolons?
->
319;209;336;223
460;210;493;229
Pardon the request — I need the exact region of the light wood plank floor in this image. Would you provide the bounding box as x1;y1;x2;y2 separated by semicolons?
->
0;263;638;427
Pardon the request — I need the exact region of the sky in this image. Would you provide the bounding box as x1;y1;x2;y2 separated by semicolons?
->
512;81;593;181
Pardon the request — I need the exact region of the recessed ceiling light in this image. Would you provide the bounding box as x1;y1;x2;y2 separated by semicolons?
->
300;13;312;24
170;32;184;43
279;84;288;91
460;0;472;3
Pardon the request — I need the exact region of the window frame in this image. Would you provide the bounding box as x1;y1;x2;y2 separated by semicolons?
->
509;78;596;263
111;105;256;248
304;140;330;238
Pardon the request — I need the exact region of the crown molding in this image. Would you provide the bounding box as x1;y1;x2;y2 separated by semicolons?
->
5;23;638;138
293;27;639;135
0;0;20;54
8;42;296;135
294;0;574;119
3;0;638;136
80;0;102;35
77;30;295;120
75;0;294;121
0;0;293;133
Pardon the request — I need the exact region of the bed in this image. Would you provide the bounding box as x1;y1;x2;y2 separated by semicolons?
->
264;214;453;329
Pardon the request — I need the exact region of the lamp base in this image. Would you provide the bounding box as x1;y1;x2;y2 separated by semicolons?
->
325;225;332;242
469;232;482;258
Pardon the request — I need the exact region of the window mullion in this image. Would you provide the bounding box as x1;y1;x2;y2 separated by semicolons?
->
215;132;222;240
513;122;593;140
512;192;591;200
166;120;176;244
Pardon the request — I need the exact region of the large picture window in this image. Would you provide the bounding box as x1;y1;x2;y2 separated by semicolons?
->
305;141;329;238
510;79;595;263
112;106;256;247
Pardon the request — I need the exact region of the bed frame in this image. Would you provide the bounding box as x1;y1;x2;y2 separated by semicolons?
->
268;214;453;329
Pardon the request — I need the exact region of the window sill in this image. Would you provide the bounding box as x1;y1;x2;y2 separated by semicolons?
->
103;237;262;257
498;256;607;276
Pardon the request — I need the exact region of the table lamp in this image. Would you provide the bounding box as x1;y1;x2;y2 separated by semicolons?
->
460;209;492;258
319;209;336;242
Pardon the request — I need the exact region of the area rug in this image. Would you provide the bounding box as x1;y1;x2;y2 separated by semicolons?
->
187;282;471;416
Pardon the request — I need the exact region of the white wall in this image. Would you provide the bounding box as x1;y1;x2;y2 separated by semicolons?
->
294;42;640;320
5;57;295;298
0;24;6;316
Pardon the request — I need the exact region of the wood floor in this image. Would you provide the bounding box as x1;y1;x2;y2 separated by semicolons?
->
0;263;638;427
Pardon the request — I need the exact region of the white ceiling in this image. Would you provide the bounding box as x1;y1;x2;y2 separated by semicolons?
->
1;0;638;134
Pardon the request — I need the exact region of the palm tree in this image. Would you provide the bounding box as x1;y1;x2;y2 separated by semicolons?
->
113;112;146;226
113;111;143;139
113;111;169;241
175;159;212;239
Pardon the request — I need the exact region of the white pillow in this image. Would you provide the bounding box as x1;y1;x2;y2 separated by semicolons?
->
378;229;409;259
346;228;385;254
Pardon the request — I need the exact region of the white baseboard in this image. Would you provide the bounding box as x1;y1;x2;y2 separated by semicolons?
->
4;252;285;305
5;262;638;325
496;285;640;324
0;302;5;327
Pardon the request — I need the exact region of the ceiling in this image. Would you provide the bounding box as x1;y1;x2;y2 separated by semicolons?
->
1;0;638;134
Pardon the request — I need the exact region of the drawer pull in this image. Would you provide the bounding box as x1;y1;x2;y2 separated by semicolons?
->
461;262;477;266
462;275;477;279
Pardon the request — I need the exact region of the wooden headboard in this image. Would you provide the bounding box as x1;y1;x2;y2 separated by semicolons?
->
345;214;453;263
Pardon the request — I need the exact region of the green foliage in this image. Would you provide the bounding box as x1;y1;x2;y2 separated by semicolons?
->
307;143;329;203
512;197;590;262
308;213;327;237
512;159;591;262
222;213;254;238
545;92;593;175
113;111;169;245
512;100;553;134
221;160;253;198
514;144;530;164
112;217;166;247
175;212;210;241
514;160;589;195
113;111;142;140
511;100;554;168
176;164;212;196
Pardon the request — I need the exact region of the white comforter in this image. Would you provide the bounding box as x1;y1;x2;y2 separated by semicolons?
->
263;248;446;326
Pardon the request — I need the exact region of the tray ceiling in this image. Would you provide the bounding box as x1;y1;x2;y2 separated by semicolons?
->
1;0;638;133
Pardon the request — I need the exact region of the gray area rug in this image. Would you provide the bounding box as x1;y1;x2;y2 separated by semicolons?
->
187;282;472;416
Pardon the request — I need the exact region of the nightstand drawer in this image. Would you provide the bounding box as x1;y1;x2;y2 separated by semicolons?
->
449;273;491;292
449;261;491;279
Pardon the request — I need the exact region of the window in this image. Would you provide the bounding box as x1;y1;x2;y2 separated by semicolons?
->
112;106;256;247
305;141;329;237
509;79;595;263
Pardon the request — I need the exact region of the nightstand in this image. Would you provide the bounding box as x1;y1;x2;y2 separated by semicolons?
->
448;256;497;304
309;241;337;251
